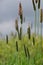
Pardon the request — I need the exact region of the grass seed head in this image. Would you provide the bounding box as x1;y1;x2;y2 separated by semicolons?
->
20;14;23;24
19;27;22;40
6;35;8;44
32;0;36;11
38;0;40;9
33;37;35;45
40;9;42;23
16;41;18;52
19;2;23;24
19;2;23;16
27;26;31;39
15;19;19;32
24;44;27;57
35;0;38;3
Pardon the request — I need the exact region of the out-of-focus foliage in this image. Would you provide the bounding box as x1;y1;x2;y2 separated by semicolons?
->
0;35;43;65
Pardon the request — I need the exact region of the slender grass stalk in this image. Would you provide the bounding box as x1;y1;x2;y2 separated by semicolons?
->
24;44;27;57
40;9;42;48
40;22;42;49
34;11;36;37
37;0;40;36
32;0;36;37
40;22;42;46
37;8;39;36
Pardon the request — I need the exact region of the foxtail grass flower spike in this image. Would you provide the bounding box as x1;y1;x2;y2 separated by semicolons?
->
16;41;18;52
15;19;19;32
27;47;30;59
38;0;40;9
32;0;36;11
20;14;23;24
19;27;22;40
35;0;38;4
19;2;23;24
24;44;27;57
6;35;8;44
33;36;35;45
27;26;31;39
40;9;42;23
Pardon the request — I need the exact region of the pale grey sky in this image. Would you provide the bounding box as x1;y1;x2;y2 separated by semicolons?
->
0;0;43;22
0;0;43;36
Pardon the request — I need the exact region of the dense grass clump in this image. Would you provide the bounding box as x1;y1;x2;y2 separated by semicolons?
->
0;35;43;65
